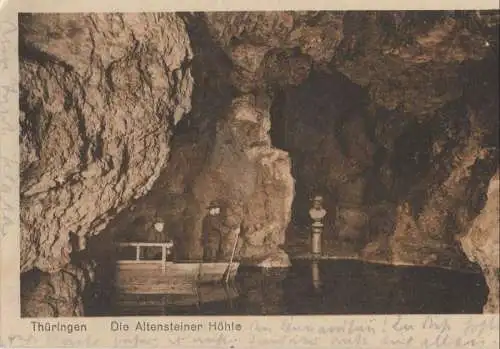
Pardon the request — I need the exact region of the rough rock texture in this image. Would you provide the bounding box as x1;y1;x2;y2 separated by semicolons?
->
19;13;194;315
199;10;499;272
200;11;497;116
334;12;494;115
98;94;294;267
19;11;499;316
19;13;193;274
201;11;344;92
20;261;95;317
460;172;499;313
277;67;498;271
181;94;294;264
99;16;295;266
274;71;374;237
387;105;497;266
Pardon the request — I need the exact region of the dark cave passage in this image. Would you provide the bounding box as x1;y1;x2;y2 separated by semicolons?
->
268;63;497;276
269;88;289;152
269;69;376;238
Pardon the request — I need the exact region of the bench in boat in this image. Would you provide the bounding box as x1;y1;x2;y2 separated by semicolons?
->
115;242;240;295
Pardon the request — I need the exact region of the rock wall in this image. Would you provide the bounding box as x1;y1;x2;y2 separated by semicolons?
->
274;71;374;235
266;12;499;275
460;172;499;313
97;15;296;266
277;67;498;270
26;11;493;272
334;12;493;115
201;11;344;92
386;103;498;264
177;94;294;264
21;261;95;317
19;13;194;315
94;92;294;266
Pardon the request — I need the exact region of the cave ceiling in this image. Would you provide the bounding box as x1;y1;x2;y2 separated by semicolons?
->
197;11;499;115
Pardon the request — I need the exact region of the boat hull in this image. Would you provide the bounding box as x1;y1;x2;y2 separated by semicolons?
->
115;261;240;295
198;262;240;283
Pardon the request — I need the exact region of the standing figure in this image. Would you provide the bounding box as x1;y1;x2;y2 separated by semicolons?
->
202;201;223;262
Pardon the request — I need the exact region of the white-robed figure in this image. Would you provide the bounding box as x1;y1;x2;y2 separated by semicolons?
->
309;195;327;255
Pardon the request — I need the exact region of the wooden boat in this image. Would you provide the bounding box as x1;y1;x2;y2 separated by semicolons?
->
114;242;240;295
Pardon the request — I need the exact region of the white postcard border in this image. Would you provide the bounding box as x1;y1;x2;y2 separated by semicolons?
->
1;1;499;348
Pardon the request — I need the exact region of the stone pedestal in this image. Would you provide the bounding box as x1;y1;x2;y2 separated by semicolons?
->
311;223;323;255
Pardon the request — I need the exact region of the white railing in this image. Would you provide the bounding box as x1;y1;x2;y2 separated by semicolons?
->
117;242;173;270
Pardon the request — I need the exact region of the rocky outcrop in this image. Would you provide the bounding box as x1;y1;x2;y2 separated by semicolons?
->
180;94;294;265
19;13;194;316
201;11;344;92
19;13;194;274
460;172;499;313
276;36;498;273
388;105;496;266
334;12;494;115
100;16;296;266
198;11;497;116
93;92;294;266
21;261;95;317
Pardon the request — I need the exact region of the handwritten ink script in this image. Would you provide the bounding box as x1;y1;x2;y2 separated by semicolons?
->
0;20;18;240
4;316;499;349
0;21;16;72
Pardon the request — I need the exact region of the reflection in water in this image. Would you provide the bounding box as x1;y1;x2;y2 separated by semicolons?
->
236;268;288;315
115;282;240;316
311;261;322;290
111;260;487;316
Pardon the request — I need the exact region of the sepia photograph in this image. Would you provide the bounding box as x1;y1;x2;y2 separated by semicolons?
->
17;10;499;319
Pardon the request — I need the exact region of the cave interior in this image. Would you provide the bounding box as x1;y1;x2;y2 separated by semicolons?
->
18;10;499;316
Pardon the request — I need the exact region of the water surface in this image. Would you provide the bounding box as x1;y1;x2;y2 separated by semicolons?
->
109;260;487;316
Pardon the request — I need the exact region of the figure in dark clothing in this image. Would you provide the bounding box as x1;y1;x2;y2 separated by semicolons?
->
202;202;223;262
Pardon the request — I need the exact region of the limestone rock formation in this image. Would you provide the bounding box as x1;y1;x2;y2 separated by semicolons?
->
19;13;194;317
201;11;344;92
21;261;95;317
18;11;499;317
388;105;496;267
334;12;494;115
96;93;294;267
460;172;499;313
180;94;294;264
19;13;194;274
